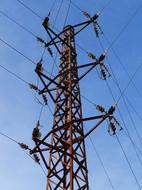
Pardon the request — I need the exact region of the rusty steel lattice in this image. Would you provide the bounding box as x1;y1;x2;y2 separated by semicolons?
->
46;26;89;189
30;14;117;190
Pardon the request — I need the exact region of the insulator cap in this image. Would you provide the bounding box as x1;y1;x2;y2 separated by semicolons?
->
29;84;39;91
35;61;43;73
96;105;105;112
99;51;107;62
88;52;96;60
109;122;116;135
42;17;49;30
93;12;100;20
42;94;48;105
36;37;45;44
32;127;41;141
108;106;115;115
33;154;40;164
19;143;29;150
47;47;53;57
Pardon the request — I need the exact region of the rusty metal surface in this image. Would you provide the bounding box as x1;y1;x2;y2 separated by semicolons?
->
31;21;111;189
46;26;89;190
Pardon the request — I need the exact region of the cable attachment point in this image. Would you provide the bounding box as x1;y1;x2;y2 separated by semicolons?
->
96;105;105;113
83;11;102;37
107;104;122;135
35;59;43;73
97;51;110;80
33;153;40;164
42;17;49;30
32;120;42;142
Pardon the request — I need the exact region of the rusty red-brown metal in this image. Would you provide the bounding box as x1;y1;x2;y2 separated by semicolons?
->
30;15;115;189
46;25;89;189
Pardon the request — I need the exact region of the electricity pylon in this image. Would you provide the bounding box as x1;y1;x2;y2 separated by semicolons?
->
30;12;119;190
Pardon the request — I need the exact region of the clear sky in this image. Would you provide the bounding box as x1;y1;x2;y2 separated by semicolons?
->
0;0;142;190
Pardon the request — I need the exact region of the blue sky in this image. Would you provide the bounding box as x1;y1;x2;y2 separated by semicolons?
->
0;0;142;189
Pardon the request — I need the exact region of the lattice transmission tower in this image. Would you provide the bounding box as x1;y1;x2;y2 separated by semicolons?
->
30;12;120;190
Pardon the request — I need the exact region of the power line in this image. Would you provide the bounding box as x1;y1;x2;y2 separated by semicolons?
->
16;0;43;20
3;1;142;187
103;33;142;101
0;9;50;73
32;15;115;184
79;71;142;169
0;130;47;177
98;26;142;105
0;36;54;76
126;97;142;123
0;10;36;38
37;0;73;121
53;0;64;26
39;0;63;68
0;56;54;125
100;0;113;13
0;3;89;61
61;1;142;87
67;0;84;12
88;134;115;190
4;0;142;184
81;94;97;107
122;96;142;145
116;134;142;190
45;100;115;189
106;78;142;165
77;2;142;167
97;37;142;168
67;0;113;15
88;23;142;174
0;62;49;116
122;130;142;162
107;2;142;51
0;131;19;144
35;9;113;180
48;0;57;16
0;63;29;84
98;37;142;145
0;37;35;64
29;0;142;153
71;1;142;78
0;9;53;76
34;0;72;123
14;0;110;58
63;0;71;27
108;62;142;147
116;60;142;104
0;50;99;119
